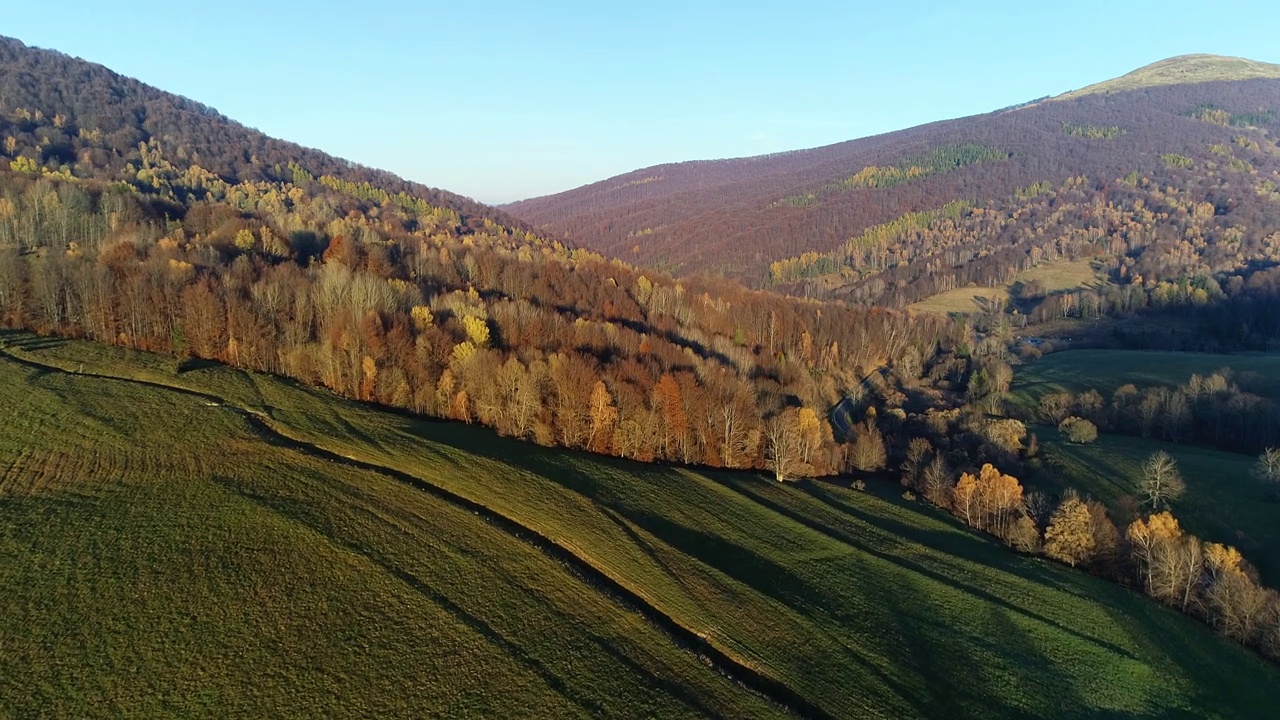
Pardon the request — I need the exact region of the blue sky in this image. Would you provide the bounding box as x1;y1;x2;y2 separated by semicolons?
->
7;1;1279;203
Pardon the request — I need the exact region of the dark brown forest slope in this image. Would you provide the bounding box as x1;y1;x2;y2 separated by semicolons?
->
504;56;1280;285
0;36;524;232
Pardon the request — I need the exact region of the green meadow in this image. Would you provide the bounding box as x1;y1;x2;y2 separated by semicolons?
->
2;333;1279;718
1012;348;1280;582
1010;349;1280;413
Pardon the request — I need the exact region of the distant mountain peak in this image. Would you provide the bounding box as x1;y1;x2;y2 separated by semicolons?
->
1054;54;1280;100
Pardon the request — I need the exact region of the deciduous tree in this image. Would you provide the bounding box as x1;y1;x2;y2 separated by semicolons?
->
849;419;887;472
1253;447;1280;489
952;470;979;526
1141;451;1186;509
1058;416;1097;444
1045;491;1095;567
587;380;617;453
765;409;804;482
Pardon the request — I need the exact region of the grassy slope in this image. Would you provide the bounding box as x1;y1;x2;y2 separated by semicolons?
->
909;258;1103;315
1032;426;1278;582
0;348;780;719
3;333;1280;718
1055;54;1280;101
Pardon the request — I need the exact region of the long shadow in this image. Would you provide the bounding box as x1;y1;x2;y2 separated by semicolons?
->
5;346;830;720
210;476;608;719
459;434;1141;665
775;481;1143;661
1097;596;1280;718
981;603;1094;719
622;509;826;612
815;480;1121;604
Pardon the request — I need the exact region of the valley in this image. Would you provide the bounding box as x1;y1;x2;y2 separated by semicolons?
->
2;26;1280;720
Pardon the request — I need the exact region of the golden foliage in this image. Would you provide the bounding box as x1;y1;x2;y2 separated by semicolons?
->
462;315;490;347
1045;494;1094;567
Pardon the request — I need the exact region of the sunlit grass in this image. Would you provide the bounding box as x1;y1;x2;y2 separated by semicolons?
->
2;332;1279;718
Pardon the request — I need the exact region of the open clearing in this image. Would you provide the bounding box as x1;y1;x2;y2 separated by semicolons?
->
1010;348;1280;415
2;333;1279;718
909;258;1104;315
1014;348;1280;583
1031;424;1279;582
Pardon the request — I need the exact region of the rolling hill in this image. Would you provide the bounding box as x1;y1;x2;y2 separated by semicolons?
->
503;56;1280;305
1054;54;1280;101
0;34;955;479
3;332;1279;718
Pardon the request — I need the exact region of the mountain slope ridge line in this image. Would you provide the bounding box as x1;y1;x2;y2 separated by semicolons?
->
503;56;1280;282
0;341;834;720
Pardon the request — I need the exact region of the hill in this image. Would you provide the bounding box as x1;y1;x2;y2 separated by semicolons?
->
0;34;953;480
3;332;1279;718
0;35;522;230
1055;54;1280;101
503;57;1280;328
4;37;1280;715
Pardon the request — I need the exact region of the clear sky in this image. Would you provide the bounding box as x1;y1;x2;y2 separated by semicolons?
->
7;1;1279;203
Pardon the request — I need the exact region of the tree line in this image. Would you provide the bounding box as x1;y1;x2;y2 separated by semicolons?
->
895;417;1280;662
1031;370;1279;455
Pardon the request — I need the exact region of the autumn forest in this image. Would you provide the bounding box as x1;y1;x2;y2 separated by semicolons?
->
4;32;1280;719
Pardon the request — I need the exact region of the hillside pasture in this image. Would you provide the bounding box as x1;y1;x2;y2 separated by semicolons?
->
909;258;1104;316
1009;348;1280;417
2;333;1280;718
1032;425;1280;583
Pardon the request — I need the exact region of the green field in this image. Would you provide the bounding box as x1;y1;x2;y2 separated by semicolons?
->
910;259;1103;315
1011;349;1280;414
1031;425;1278;580
1014;348;1280;582
3;333;1280;718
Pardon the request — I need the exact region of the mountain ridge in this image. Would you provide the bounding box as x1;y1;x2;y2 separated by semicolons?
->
1053;53;1280;101
503;57;1280;283
0;35;529;233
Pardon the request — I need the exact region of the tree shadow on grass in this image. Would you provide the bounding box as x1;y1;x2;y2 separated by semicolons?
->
1097;596;1280;718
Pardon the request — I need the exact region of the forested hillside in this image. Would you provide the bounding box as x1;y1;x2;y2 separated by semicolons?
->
505;57;1280;322
0;36;951;479
0;36;520;229
4;33;1280;713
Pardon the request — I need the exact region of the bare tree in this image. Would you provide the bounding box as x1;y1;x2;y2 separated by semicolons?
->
1039;392;1073;424
920;455;952;507
849;420;887;472
765;409;804;482
901;437;933;489
1023;491;1053;529
1253;447;1280;489
1205;571;1272;643
1141;451;1186;509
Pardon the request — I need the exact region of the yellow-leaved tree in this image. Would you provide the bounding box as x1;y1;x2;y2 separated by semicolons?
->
462;315;490;347
587;380;617;453
1045;492;1094;568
